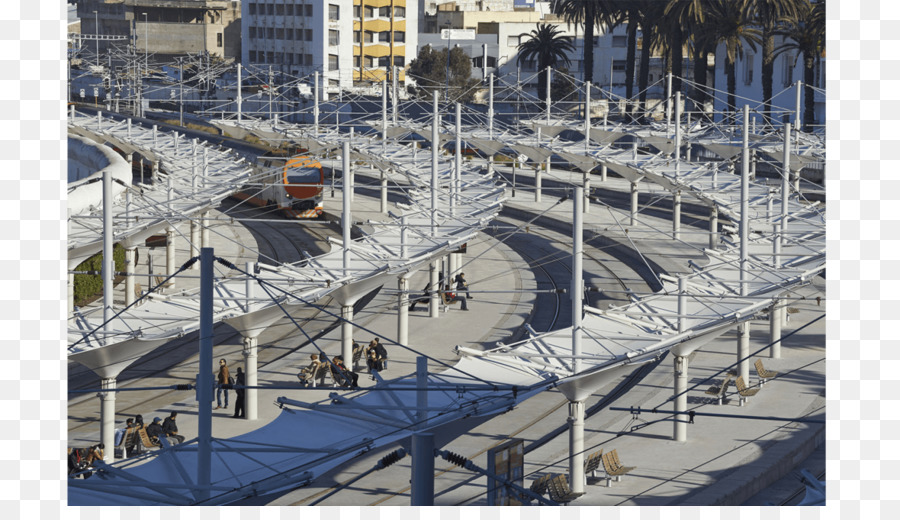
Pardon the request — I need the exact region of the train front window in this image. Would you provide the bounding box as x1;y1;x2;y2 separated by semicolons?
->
286;167;321;186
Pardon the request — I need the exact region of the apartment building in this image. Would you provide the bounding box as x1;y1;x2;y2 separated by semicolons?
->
241;0;418;90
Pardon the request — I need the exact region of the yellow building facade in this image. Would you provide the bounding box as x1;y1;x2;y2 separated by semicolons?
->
353;0;407;82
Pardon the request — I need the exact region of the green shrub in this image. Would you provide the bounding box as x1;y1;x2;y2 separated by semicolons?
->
73;244;126;308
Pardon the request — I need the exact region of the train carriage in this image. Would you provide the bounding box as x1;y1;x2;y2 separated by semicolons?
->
233;154;325;219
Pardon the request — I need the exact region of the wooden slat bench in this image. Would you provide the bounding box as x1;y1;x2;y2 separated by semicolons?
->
529;473;553;497
735;375;760;406
754;358;778;385
584;450;604;482
601;449;636;487
705;374;733;405
547;474;583;505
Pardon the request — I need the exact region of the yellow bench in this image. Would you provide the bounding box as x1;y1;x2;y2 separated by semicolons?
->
601;449;635;487
754;358;778;385
735;375;760;406
705;374;733;405
547;474;583;505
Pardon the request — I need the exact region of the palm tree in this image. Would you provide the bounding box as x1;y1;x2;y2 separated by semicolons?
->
752;0;805;123
636;2;669;122
707;0;762;115
517;23;576;105
775;0;825;130
551;0;616;85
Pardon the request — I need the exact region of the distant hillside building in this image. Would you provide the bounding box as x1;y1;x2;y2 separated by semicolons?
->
75;0;242;61
241;1;418;90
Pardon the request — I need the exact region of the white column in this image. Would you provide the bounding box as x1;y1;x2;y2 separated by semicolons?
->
429;260;439;318
99;378;116;462
674;355;688;442
568;401;585;493
242;336;258;420
398;276;409;346
380;170;388;214
341;305;354;366
313;70;319;134
545;66;552;124
201;210;210;249
709;205;719;250
769;299;782;359
673;190;682;240
630;181;639;226
102;170;113;337
190;219;200;270
125;247;136;306
166;226;176;289
666;73;673;134
343;141;351;270
454;102;461;216
68;272;75;314
488;73;494;139
601;164;607;183
382;76;388;144
773;221;782;267
572;187;583;374
782;122;791;232
431;91;439;236
738;322;750;383
535;161;543;203
674;91;682;162
392;66;399;125
795;80;802;130
584;81;591;153
237;63;242;123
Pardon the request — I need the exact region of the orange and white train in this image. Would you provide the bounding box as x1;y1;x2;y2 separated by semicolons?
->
233;154;325;219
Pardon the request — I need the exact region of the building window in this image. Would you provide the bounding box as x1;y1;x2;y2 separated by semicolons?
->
507;36;519;47
286;4;293;16
744;53;754;85
267;4;273;16
329;54;339;70
395;6;406;18
267;27;274;39
379;31;391;42
286;28;294;40
612;60;626;72
782;53;794;87
248;3;256;16
249;27;256;39
306;5;313;17
217;33;222;47
364;31;373;43
329;4;339;21
393;31;405;43
379;6;391;17
364;6;374;17
379;56;390;67
249;50;256;62
305;54;313;66
276;28;284;40
612;36;626;48
306;29;313;41
354;6;361;18
394;56;405;67
329;30;340;46
364;56;374;68
354;31;360;43
276;4;284;16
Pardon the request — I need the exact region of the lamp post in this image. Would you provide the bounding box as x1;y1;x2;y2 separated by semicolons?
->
94;10;99;67
142;12;148;68
444;21;451;102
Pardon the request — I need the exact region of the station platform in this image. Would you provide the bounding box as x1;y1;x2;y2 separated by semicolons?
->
67;172;825;507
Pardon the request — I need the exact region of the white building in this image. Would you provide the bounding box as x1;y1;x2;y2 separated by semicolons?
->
712;34;824;126
242;0;418;91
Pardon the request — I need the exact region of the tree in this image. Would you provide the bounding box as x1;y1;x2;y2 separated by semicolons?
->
775;0;824;130
665;0;717;112
636;2;668;122
407;45;480;102
551;0;615;84
752;0;805;124
517;23;576;105
551;68;578;102
707;0;762;115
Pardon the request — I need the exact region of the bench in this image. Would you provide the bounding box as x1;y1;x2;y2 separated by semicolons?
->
351;342;365;371
601;449;635;487
298;362;329;388
735;375;760;406
529;473;553;497
137;426;160;450
754;358;778;385
547;474;584;505
584;450;604;482
705;374;733;405
440;292;460;312
114;426;138;458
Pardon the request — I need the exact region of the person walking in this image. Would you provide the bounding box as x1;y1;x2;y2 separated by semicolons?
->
216;359;231;410
233;367;246;418
454;272;472;299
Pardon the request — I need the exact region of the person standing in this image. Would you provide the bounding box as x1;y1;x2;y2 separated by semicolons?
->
233;367;246;418
161;412;185;444
216;359;231;410
454;272;472;298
